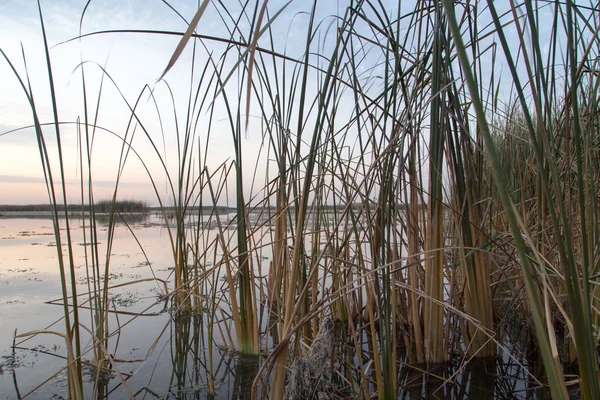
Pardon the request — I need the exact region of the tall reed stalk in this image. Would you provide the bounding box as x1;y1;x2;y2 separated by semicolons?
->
2;3;84;397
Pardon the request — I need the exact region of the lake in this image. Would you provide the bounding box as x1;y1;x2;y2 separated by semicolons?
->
0;213;556;399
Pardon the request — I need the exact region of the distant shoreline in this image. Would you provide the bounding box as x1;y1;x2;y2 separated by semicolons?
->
0;202;409;216
0;201;149;213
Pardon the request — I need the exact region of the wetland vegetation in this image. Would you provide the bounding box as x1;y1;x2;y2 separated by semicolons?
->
1;0;600;399
0;200;150;214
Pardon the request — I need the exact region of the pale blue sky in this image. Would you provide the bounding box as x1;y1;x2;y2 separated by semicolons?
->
1;0;312;205
0;1;572;206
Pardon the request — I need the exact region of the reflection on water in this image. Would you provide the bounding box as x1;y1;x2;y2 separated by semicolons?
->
397;357;549;399
0;211;150;224
165;311;259;400
0;213;556;399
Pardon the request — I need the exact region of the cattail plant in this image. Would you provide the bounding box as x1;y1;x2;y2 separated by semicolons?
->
6;0;600;398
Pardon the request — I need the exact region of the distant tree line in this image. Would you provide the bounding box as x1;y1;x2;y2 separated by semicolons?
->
0;200;150;213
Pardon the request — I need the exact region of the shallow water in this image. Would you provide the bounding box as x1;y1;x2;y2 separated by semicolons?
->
0;213;558;399
0;213;249;399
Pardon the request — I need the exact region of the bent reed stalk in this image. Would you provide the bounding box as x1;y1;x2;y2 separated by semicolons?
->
3;0;600;398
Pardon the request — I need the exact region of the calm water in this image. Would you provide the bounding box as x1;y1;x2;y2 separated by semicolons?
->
0;213;259;399
0;213;557;399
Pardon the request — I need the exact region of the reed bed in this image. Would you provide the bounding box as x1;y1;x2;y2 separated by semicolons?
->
3;0;600;398
0;200;149;214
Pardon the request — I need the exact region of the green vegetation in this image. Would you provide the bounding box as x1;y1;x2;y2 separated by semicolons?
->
93;200;149;213
0;200;149;213
3;1;600;399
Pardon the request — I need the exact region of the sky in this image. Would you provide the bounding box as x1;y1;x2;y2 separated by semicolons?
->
0;0;312;205
0;1;567;206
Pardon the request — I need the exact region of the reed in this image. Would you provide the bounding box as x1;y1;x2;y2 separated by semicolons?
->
444;1;600;398
2;3;85;396
5;0;600;398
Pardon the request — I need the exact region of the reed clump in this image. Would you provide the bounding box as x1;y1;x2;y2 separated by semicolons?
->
3;0;600;399
94;199;149;213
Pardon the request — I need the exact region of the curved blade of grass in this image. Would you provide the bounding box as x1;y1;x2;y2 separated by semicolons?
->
441;1;568;398
158;0;210;81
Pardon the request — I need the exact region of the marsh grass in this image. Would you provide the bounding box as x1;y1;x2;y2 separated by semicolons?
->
3;0;600;399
